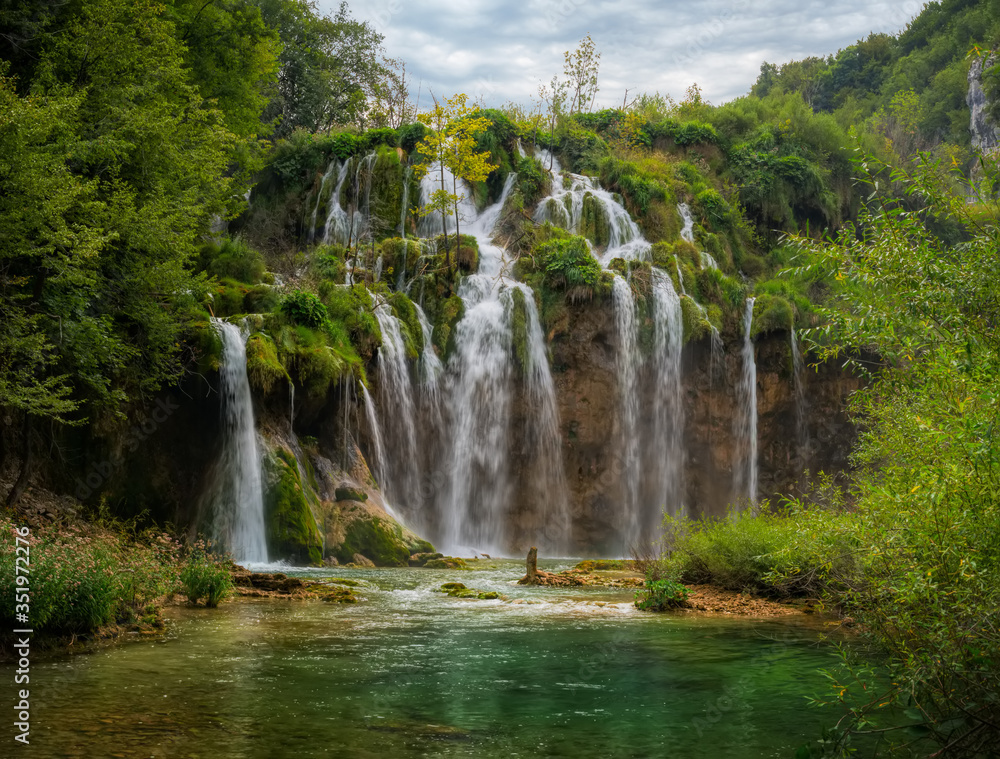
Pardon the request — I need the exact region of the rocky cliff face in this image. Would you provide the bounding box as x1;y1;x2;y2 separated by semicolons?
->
969;55;1000;154
506;298;863;555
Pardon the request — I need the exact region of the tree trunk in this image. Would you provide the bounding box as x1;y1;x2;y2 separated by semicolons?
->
452;172;460;267
525;546;538;582
439;161;449;266
5;414;33;507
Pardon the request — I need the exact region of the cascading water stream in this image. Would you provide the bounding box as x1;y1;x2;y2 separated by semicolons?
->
425;171;572;554
678;202;695;244
517;282;572;553
735;299;758;503
611;275;642;547
647;270;685;528
208;318;267;563
370;291;420;506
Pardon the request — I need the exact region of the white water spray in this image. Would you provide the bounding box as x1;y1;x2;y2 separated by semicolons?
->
208;318;267;563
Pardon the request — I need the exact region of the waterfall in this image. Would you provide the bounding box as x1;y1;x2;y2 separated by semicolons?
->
370;292;419;506
647;270;685;528
517;283;572;553
612;275;642;549
735;299;758;504
289;381;295;432
430;172;571;554
309;160;338;244
532;167;650;264
441;279;515;553
359;382;387;489
677;203;695;244
791;327;809;452
208;318;267;564
322;152;377;250
399;164;412;239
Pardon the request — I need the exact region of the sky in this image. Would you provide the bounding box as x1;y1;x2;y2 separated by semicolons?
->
322;0;927;111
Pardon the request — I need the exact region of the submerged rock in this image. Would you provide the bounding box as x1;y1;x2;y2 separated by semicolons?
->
422;556;468;569
434;582;503;600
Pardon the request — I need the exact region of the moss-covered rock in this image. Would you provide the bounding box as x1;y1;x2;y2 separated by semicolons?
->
334;487;368;503
423;557;468;569
328;500;434;567
264;447;323;566
246;333;288;393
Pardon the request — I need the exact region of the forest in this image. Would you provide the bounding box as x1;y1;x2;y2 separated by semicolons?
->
2;0;1000;756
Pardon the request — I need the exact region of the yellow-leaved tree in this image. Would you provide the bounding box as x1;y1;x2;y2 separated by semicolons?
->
415;94;496;269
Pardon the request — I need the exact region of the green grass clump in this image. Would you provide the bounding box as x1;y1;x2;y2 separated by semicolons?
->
634;579;690;611
179;544;234;607
0;518;180;633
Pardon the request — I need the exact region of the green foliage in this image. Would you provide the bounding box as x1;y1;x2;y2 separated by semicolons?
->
0;517;181;633
280;291;330;328
539;236;604;291
634;579;690;611
206;238;267;284
245;333;287;393
179;544;234;607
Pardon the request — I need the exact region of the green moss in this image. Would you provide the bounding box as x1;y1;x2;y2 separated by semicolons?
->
369;146;404;238
335;487;368;502
265;447;323;566
580;193;610;248
680;296;712;343
193;322;223;374
246;333;288;393
337;516;411;567
433;295;465;357
509;287;531;375
388;291;424;360
751;294;794;337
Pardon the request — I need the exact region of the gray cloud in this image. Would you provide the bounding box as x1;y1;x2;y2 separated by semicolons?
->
329;0;924;111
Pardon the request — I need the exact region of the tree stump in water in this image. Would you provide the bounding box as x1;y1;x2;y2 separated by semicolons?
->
518;546;583;586
525;546;538;582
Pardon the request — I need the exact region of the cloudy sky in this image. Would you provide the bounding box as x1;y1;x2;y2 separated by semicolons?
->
322;0;925;111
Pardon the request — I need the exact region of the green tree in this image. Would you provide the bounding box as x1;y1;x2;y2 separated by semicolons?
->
415;94;496;268
0;0;259;504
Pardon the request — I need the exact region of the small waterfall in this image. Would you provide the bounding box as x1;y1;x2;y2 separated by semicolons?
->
399;164;413;239
700;252;719;270
647;270;685;529
309;160;338;244
612;275;642;548
734;299;758;504
517;283;572;553
677;203;695;244
321;160;354;246
323;152;377;249
791;327;809;451
532;168;650;264
289;381;295;432
359;382;387;488
208;318;267;563
370;292;420;506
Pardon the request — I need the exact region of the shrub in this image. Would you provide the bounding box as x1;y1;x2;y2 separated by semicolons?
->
207;238;266;284
634;579;690;611
281;291;329;328
0;518;180;634
179;546;233;607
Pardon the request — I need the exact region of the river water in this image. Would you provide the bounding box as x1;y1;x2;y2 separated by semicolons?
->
19;561;854;758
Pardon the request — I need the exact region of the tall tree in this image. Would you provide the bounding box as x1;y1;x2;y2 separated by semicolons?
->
415;94;496;269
